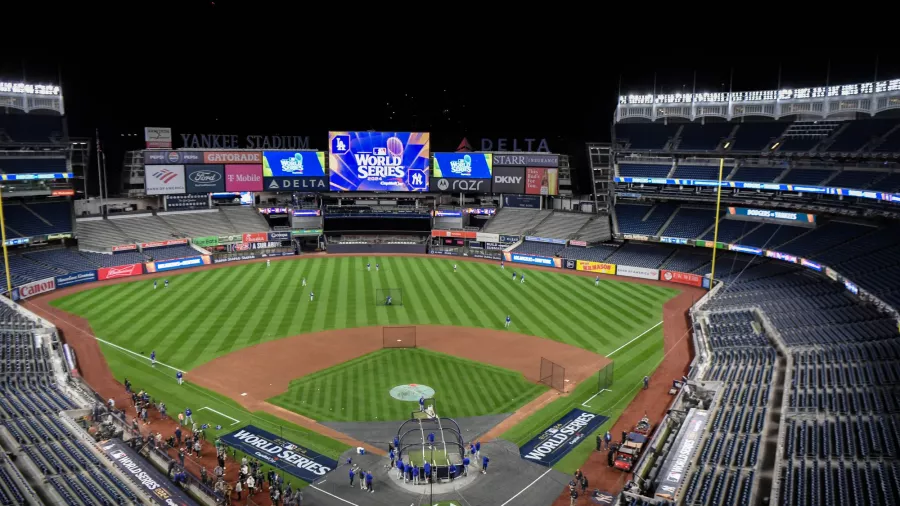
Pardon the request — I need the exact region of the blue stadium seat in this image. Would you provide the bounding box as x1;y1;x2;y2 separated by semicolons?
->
618;164;671;178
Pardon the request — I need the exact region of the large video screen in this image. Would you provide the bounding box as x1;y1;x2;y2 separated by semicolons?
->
262;151;326;177
432;153;492;179
329;132;430;192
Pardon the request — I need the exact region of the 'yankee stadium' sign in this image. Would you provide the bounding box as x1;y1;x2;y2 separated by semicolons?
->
220;425;337;482
519;409;607;466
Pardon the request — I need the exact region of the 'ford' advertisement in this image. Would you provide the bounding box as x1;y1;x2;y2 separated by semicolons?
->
328;132;429;192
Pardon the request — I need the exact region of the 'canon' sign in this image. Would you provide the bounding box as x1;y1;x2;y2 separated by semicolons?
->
18;278;56;299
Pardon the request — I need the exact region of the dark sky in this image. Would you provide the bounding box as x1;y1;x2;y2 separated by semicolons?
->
4;5;897;194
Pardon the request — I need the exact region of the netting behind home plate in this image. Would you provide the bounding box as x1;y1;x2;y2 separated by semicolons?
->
383;326;417;348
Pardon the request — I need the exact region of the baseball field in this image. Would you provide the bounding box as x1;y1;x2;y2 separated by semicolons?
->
48;255;680;477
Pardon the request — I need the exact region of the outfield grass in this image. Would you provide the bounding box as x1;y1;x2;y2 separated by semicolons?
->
269;348;545;421
51;256;680;475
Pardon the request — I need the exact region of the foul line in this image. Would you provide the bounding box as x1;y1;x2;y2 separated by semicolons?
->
499;469;553;506
198;406;240;425
581;388;611;407
309;485;360;506
94;337;183;373
605;321;663;358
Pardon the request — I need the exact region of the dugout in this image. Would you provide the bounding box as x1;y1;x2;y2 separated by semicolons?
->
396;416;466;480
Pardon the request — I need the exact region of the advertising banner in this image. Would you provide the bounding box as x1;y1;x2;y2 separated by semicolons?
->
165;194;209;210
143;151;203;165
492;166;526;193
476;232;500;243
660;237;689;245
484;242;506;251
519;409;608;466
192;236;219;248
262;151;326;177
141;239;188;249
97;263;143;280
660;270;703;287
264;176;328;191
51;189;75;196
728;244;763;256
654;410;709;501
510;253;561;268
525;236;567;245
431;230;476;239
291;229;323;236
624;234;650;241
431;177;491;193
145;165;186;195
99;439;195;506
433;153;492;179
185;164;225;193
55;270;98;288
563;258;577;270
243;232;268;243
765;250;798;263
472;250;502;260
433;210;462;217
569;240;587;247
328;131;430;192
15;277;56;299
727;206;816;224
617;265;659;280
112;244;137;252
494;153;559;167
575;260;616;275
259;207;288;215
145;256;210;273
144;127;172;149
220;425;337;483
268;231;291;242
431;249;462;256
801;258;823;272
225;164;263;192
218;234;243;244
292;210;321;217
203;151;262;164
525;167;559;195
503;194;541;209
500;234;521;244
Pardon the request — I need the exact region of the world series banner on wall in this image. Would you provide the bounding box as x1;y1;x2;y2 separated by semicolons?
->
220;425;337;482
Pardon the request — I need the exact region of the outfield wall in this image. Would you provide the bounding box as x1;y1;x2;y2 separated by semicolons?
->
327;243;426;254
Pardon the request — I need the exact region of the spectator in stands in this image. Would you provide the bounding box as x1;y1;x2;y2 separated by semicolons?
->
200;466;208;486
215;464;224;481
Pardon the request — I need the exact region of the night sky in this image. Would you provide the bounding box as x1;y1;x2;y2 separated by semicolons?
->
3;6;897;195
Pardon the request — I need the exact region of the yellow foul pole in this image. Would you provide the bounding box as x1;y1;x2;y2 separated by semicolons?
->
0;186;12;296
709;158;725;287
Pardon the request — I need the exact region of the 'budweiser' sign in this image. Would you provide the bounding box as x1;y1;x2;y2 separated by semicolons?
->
98;263;143;281
17;278;56;299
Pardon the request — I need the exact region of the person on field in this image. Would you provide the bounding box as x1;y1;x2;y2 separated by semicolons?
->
309;291;314;302
520;272;526;284
500;259;504;269
367;262;371;272
412;465;419;485
184;407;193;425
301;277;307;287
153;280;157;290
595;275;600;287
419;396;425;412
386;295;392;305
476;441;481;458
449;463;457;481
266;259;270;267
397;459;405;479
428;432;435;446
176;370;183;385
512;271;517;281
389;448;395;467
424;461;431;484
164;279;169;288
481;455;489;474
376;263;380;271
365;471;373;493
604;431;612;450
150;350;156;367
454;264;457;272
643;376;650;389
505;315;511;328
359;469;367;490
348;467;355;487
463;456;470;475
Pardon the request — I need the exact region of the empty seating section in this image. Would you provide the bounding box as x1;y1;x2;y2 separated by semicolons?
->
0;158;68;173
605;243;673;269
826;170;884;189
482;209;548;235
731;166;784;182
511;241;563;257
732;122;787;151
737;223;806;249
778;221;874;258
220;206;269;232
573;216;612;243
109;215;178;243
616;203;675;236
827;119;896;152
874;127;900;153
677;122;733;150
869;173;900;192
618;164;670;178
701;219;758;243
780;169;835;185
672;165;721;179
143;245;200;261
614;123;676;150
158;210;237;236
662;249;711;273
75;219;132;249
2;202;71;238
661;208;716;239
779;136;823;152
0;255;64;285
559;244;618;263
531;212;592;238
22;250;99;273
0;113;64;143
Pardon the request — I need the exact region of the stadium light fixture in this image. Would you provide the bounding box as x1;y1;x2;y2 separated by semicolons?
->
723;141;731;149
770;142;780;150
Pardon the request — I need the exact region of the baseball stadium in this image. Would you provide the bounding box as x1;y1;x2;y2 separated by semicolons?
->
0;72;899;506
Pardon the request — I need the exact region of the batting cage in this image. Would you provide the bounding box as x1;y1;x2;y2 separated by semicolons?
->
540;357;566;392
375;288;403;306
383;326;417;348
396;414;465;481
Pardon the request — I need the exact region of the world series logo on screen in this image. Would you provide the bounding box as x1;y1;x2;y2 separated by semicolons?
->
328;132;430;192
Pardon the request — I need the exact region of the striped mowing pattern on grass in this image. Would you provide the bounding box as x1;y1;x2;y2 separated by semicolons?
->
269;348;545;422
51;256;677;372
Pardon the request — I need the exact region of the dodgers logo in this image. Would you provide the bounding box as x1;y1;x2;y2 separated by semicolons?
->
331;135;350;154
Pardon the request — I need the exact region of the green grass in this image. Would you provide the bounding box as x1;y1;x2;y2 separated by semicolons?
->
406;449;451;467
269;348;545;421
51;256;680;475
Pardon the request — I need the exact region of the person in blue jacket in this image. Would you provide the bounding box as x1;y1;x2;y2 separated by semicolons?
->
481;455;490;474
419;396;425;412
150;350;156;367
424;462;431;484
348;467;355;487
463;456;470;475
176;370;183;385
476;441;481;458
397;459;405;480
449;463;457;481
365;471;373;493
412;465;420;485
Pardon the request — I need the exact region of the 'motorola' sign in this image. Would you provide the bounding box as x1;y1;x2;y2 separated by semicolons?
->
220;425;337;482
